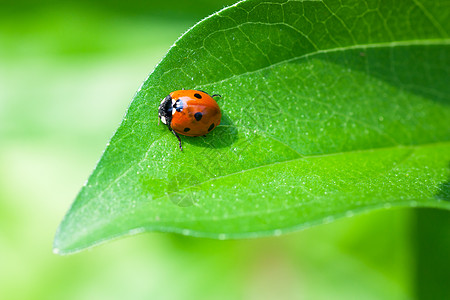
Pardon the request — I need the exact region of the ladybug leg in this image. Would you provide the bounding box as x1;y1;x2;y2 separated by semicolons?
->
211;94;221;98
170;128;183;151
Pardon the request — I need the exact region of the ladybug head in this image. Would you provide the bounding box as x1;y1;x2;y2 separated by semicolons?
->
158;94;173;125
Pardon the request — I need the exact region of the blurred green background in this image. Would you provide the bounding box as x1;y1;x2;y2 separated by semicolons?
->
0;1;448;299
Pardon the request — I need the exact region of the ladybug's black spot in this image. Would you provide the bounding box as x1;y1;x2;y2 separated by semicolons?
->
184;127;191;132
194;112;203;121
208;123;215;132
194;93;202;99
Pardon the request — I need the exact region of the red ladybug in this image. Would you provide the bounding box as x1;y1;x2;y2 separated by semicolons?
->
158;90;222;150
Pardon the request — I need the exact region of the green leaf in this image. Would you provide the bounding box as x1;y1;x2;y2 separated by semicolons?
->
54;0;450;254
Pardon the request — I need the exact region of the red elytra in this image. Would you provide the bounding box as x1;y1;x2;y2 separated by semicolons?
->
158;89;222;150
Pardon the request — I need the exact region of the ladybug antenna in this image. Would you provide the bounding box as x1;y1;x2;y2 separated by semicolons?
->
211;94;221;98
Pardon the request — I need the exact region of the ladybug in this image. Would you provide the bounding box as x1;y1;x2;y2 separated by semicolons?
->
158;90;222;150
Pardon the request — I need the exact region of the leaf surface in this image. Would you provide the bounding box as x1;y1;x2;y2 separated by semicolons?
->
54;0;450;254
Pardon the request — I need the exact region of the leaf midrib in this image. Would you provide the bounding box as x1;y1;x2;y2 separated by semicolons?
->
95;39;450;205
153;141;450;203
57;195;450;255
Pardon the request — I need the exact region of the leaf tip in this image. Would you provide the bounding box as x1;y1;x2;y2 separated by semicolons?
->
52;233;81;256
53;222;74;256
52;228;66;256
